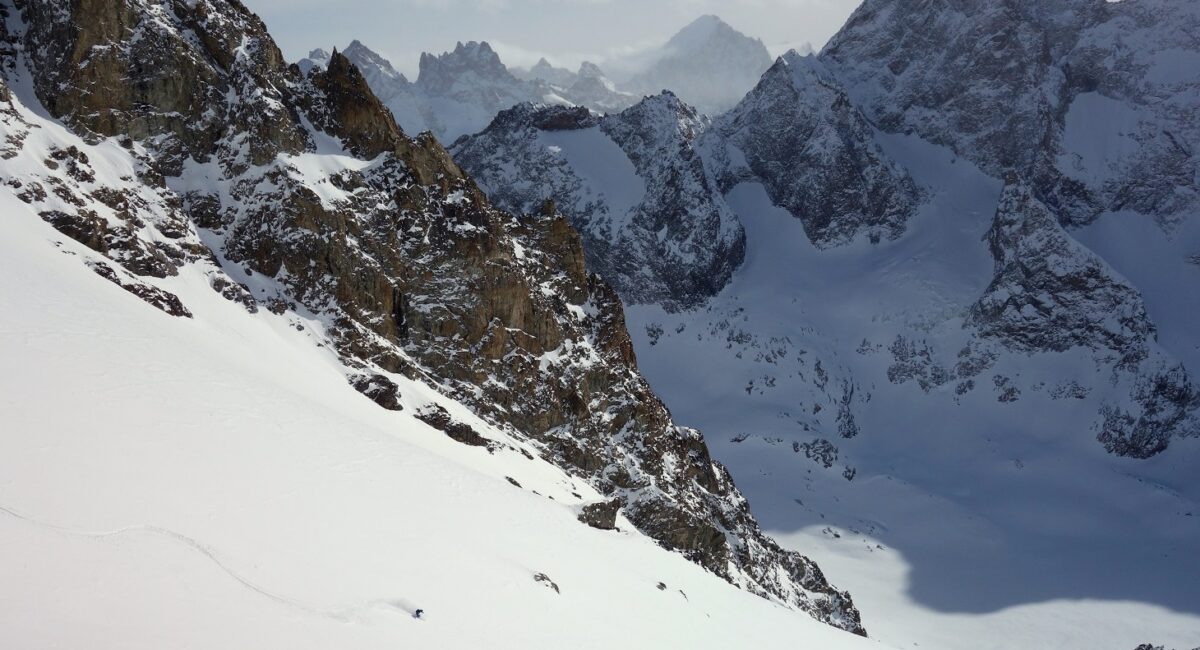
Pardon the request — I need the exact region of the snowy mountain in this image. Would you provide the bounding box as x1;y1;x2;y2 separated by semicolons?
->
565;62;637;114
300;41;636;143
449;2;1200;649
617;15;773;116
452;95;743;310
5;0;1199;647
302;16;771;143
453;52;919;306
0;0;872;644
821;0;1200;228
516;57;578;87
298;40;544;142
709;51;919;247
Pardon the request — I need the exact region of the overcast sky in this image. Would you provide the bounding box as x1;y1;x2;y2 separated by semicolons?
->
241;0;863;77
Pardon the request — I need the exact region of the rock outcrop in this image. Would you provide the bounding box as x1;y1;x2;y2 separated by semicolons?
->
711;52;920;246
968;179;1155;364
968;179;1198;457
452;95;744;310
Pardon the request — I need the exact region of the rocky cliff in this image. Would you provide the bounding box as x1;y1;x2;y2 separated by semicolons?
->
821;0;1200;228
710;51;920;246
969;178;1198;457
452;96;744;310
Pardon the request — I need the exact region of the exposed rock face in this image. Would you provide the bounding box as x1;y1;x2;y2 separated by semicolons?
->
350;373;404;411
414;404;491;448
417;40;513;96
3;0;864;634
19;0;307;172
969;180;1154;364
711;52;920;246
578;499;621;530
595;93;744;307
821;0;1200;227
452;95;745;310
968;179;1198;457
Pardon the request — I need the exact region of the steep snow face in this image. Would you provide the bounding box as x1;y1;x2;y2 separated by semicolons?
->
711;52;920;247
820;0;1200;227
624;133;1200;650
453;96;744;311
0;0;867;634
620;15;773;116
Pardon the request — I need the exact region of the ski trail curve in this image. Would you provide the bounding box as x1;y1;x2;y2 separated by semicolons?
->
0;504;412;622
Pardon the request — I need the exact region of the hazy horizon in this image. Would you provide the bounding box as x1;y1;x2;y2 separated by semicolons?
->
241;0;863;77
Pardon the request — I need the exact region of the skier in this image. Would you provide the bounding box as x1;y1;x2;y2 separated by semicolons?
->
413;609;424;620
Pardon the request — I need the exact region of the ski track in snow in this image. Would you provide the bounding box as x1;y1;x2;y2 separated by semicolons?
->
0;504;418;623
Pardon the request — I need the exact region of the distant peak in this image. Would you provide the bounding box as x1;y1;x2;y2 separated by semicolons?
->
417;40;513;89
674;14;732;39
453;41;499;60
689;14;727;29
577;61;605;78
343;40;382;60
306;48;330;61
666;14;765;52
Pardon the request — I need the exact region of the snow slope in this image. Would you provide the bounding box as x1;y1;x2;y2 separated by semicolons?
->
0;0;869;641
624;134;1200;650
0;192;886;650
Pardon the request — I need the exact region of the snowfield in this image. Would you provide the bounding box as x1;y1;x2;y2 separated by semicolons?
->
0;195;885;649
625;133;1200;650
